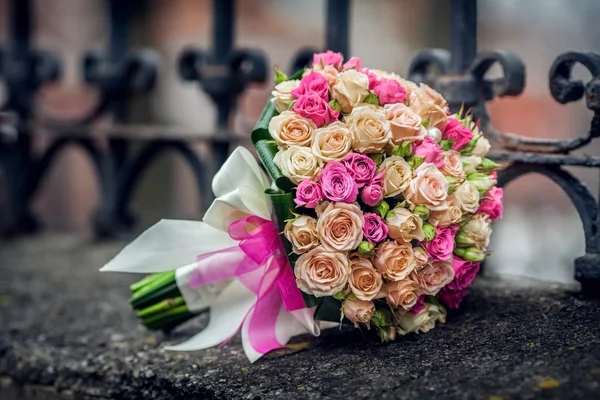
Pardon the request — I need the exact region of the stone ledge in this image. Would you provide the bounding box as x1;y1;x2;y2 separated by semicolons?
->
1;236;599;399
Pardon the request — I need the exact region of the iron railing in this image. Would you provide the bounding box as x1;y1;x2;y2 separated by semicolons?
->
0;0;598;295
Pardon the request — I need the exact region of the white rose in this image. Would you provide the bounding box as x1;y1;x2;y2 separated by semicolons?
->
273;145;320;184
378;156;412;197
268;110;316;148
346;105;392;153
270;80;301;113
311;121;353;163
461;155;482;174
472;136;491;158
459;213;492;250
396;303;447;335
332;70;370;113
449;181;480;214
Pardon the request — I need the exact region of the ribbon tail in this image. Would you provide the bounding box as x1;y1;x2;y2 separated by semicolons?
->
241;289;285;363
164;280;255;352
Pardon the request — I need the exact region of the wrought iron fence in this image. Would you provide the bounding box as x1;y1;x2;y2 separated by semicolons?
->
0;0;598;294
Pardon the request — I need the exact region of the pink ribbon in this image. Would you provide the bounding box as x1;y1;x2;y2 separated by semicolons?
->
189;215;306;355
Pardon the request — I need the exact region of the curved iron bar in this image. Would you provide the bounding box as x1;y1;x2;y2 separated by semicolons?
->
290;47;321;75
407;48;451;87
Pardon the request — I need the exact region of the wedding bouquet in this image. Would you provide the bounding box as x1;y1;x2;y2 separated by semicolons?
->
101;50;503;362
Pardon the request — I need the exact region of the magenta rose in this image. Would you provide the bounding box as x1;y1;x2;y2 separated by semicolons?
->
409;295;425;315
363;212;388;244
295;179;323;208
312;50;343;69
361;172;384;206
343;153;377;187
342;56;362;72
363;68;380;90
319;162;359;203
478;187;503;220
293;93;340;127
442;118;473;151
446;256;480;292
438;288;465;309
412;136;445;169
291;72;330;101
422;224;459;262
373;78;407;105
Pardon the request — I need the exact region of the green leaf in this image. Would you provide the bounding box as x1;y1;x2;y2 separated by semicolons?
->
314;297;343;323
255;140;294;192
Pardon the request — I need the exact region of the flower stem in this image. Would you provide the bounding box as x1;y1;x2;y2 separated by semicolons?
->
136;296;185;319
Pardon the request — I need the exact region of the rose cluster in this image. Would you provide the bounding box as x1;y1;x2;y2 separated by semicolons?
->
270;51;503;340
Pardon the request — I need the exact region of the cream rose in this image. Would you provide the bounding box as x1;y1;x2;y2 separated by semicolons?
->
311;121;353;163
413;247;429;268
396;303;447;335
317;202;364;252
417;83;447;108
385;276;420;310
428;200;463;227
270;80;301;113
385;103;427;144
385;206;425;242
273;145;320;184
441;150;466;181
345;105;391;153
268;110;316;148
294;246;350;297
404;163;449;211
417;261;455;295
460;214;492;250
348;254;383;301
378;156;412;198
284;215;319;254
449;181;480;214
409;84;448;129
461;155;482;174
472;136;491;158
373;240;415;281
343;298;375;327
332;69;370;113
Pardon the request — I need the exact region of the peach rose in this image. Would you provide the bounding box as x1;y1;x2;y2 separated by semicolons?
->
343;298;375;327
413;247;429;268
417;260;455;295
459;214;492;250
373;240;415;281
348;253;383;301
428;200;463;227
273;145;320;184
332;69;370;113
311;121;353;163
345;105;392;153
294;246;350;297
385;276;420;310
284;215;319;254
378;156;412;197
316;202;364;252
417;83;447;108
396;302;447;335
270;80;301;113
449;181;480;214
385;206;425;242
409;84;448;129
441;150;465;181
315;64;339;86
385;103;427;144
404;163;449;211
268;110;316;148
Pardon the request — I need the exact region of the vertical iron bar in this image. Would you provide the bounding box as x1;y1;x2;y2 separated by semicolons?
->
326;0;350;58
212;0;234;63
449;0;477;74
109;0;130;62
10;0;30;58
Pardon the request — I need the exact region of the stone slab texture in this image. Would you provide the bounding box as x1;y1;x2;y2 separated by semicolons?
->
1;236;599;399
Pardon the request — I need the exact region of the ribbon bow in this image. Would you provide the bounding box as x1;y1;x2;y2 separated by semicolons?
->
101;147;327;362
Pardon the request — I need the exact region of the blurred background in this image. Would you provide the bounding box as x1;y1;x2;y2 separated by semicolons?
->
1;0;599;286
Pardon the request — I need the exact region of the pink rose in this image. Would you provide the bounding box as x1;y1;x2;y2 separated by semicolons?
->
417;260;455;295
312;50;343;69
438;288;465;309
477;187;503;220
342;153;377;187
294;179;323;208
446;256;480;291
293;93;340;127
361;172;384;206
409;295;425;315
442;118;473;151
342;56;362;72
422;224;459;262
412;137;445;169
291;72;330;101
319;162;359;203
363;68;380;90
373;78;407;105
362;212;388;244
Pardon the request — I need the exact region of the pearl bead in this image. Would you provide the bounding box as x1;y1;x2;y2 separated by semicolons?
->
427;127;442;142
